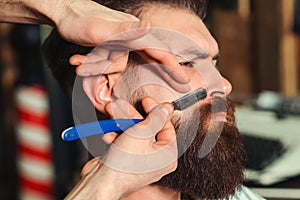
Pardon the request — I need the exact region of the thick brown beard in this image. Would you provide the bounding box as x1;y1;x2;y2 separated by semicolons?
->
155;99;246;200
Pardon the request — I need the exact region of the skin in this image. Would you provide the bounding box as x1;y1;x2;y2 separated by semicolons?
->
137;5;232;95
2;0;243;199
65;99;178;200
67;5;234;200
0;0;190;91
99;5;232;113
0;0;146;45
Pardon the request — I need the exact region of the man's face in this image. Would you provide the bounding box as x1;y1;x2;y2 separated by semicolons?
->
111;5;245;200
114;5;232;106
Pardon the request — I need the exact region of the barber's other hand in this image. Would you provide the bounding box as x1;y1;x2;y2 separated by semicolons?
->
60;0;190;92
53;0;149;46
70;35;190;93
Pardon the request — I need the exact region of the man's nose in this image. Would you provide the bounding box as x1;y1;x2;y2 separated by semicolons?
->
222;77;232;95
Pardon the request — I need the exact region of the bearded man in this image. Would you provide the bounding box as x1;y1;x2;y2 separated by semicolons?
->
42;1;265;199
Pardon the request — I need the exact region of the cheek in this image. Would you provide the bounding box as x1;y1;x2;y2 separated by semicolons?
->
187;69;206;90
187;69;213;105
141;85;177;103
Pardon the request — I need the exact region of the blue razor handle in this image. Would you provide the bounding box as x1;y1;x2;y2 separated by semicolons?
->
62;119;142;141
62;88;207;142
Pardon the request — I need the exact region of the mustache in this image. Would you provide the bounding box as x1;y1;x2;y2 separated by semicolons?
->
172;97;236;130
210;96;228;113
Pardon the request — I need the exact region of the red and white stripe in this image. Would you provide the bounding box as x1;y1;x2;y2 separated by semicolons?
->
15;85;54;200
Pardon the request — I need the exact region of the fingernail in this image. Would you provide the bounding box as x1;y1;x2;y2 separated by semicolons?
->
159;106;169;116
72;61;81;65
181;83;192;92
77;69;92;76
159;103;173;116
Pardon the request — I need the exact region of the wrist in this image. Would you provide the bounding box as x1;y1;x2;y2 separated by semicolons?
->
96;165;130;200
20;0;68;25
65;161;125;200
0;0;49;24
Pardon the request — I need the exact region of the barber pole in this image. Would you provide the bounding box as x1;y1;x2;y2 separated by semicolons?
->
15;85;54;200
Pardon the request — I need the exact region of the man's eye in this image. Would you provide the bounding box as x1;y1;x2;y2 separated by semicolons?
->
179;61;195;68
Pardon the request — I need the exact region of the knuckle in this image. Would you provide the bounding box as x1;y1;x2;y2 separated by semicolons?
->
84;27;106;45
117;22;133;33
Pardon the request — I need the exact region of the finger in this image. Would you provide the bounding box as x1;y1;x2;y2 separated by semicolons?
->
76;60;112;76
102;132;118;144
69;47;110;66
128;34;190;84
69;54;86;66
125;103;173;139
102;99;141;145
109;51;129;66
155;120;176;144
141;99;175;142
107;50;129;73
141;96;159;113
83;48;111;64
144;49;190;84
76;60;125;76
80;158;101;177
76;51;129;76
139;102;173;130
105;99;143;119
138;51;191;93
90;46;111;59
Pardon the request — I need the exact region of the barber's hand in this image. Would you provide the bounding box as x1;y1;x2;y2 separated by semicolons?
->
53;0;150;46
65;98;177;200
104;97;178;193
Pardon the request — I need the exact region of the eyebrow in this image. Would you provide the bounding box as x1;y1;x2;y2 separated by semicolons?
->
212;53;220;60
177;49;220;61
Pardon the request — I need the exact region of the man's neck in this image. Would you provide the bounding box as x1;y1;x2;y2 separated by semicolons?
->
121;185;181;200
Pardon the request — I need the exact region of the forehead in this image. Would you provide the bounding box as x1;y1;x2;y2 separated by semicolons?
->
139;5;203;28
138;5;218;61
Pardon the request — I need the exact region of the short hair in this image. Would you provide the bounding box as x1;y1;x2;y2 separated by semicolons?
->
42;0;208;99
93;0;208;18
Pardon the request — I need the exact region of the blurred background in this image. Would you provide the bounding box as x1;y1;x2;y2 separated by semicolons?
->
0;0;299;199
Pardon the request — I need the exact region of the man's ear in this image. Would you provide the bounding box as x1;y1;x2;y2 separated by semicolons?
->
82;74;119;113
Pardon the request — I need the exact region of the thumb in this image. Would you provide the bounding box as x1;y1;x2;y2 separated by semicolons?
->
124;103;173;139
81;158;102;177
